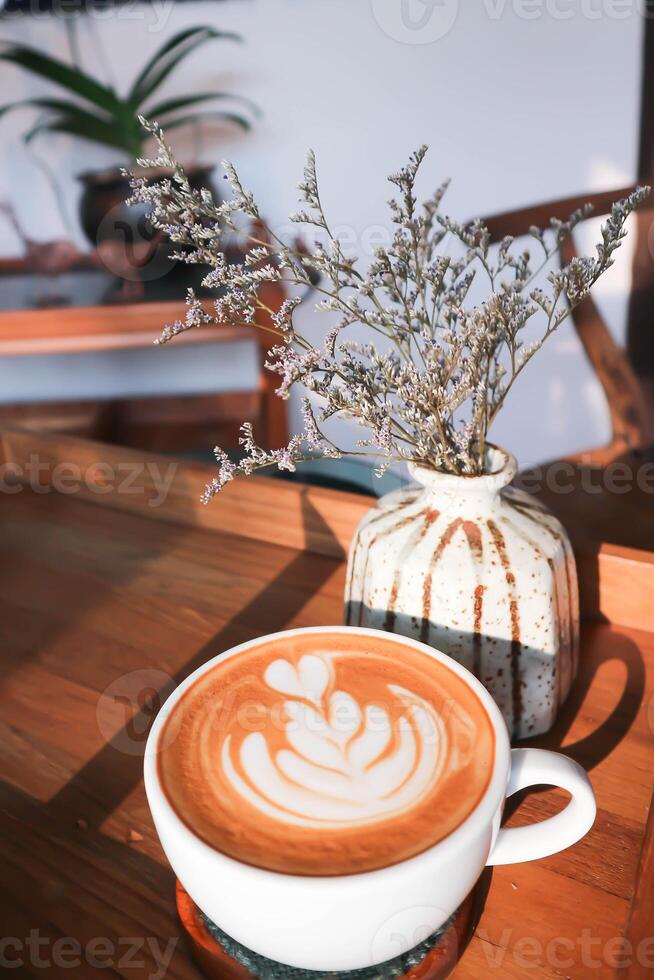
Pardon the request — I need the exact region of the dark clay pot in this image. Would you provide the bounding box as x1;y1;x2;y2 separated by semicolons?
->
77;164;218;296
78;163;216;244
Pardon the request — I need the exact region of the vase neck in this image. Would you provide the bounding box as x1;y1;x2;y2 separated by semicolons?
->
407;447;517;507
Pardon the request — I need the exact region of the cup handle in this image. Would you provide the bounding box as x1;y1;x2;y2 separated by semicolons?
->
487;748;596;866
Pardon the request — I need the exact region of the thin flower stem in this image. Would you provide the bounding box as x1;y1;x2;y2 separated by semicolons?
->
130;122;648;491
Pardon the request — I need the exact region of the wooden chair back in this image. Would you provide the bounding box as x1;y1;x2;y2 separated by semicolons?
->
481;186;652;464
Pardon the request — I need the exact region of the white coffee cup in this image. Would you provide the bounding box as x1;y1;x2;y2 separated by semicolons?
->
144;626;596;972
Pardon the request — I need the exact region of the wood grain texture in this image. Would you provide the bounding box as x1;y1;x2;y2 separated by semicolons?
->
0;432;652;977
2;427;654;631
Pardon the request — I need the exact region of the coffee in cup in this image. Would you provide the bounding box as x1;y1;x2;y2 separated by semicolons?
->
146;627;596;972
156;630;495;875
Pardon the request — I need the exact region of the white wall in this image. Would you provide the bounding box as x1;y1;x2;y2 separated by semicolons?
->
0;0;644;469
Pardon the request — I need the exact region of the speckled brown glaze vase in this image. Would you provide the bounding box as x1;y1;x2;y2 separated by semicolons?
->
344;447;579;739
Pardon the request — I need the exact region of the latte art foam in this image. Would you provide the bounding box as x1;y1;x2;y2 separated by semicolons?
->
158;632;495;875
224;656;446;828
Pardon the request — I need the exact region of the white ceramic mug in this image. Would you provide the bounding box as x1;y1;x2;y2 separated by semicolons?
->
144;626;596;973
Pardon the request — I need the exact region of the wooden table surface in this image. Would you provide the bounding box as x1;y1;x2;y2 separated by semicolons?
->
1;429;653;979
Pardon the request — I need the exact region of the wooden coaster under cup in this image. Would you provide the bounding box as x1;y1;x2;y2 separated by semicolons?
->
176;879;480;979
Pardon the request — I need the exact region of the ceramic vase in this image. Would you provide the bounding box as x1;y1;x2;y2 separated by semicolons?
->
344;447;579;738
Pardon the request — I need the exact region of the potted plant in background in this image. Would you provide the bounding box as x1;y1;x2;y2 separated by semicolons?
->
0;26;258;283
128;120;647;738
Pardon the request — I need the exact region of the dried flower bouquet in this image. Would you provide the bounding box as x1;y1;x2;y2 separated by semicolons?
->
127;119;648;501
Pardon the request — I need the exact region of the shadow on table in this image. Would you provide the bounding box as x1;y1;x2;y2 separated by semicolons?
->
46;489;344;826
520;447;654;555
527;624;644;768
503;623;645;824
0;476;346;975
0;446;646;975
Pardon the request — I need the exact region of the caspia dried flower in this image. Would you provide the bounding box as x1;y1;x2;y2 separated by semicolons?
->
127;119;648;501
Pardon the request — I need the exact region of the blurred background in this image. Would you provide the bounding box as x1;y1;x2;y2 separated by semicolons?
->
0;0;651;492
